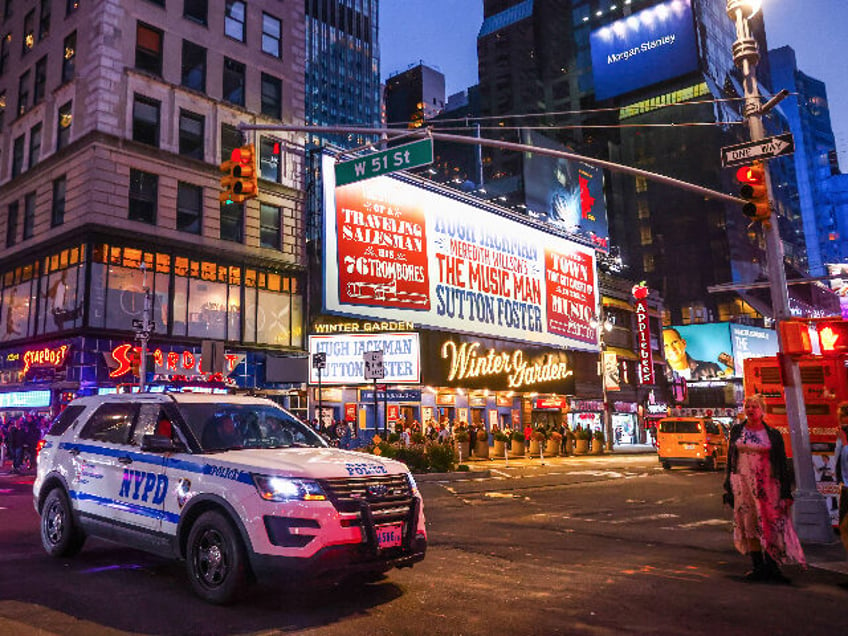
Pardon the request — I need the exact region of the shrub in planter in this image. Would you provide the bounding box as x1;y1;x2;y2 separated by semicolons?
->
592;430;605;454
387;432;400;444
511;431;525;443
574;429;590;455
426;443;457;473
454;430;470;442
411;432;426;445
510;430;526;456
493;430;509;442
477;429;489;442
393;445;429;472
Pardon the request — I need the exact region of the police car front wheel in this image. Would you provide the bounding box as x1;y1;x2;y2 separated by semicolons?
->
186;510;250;604
40;489;86;557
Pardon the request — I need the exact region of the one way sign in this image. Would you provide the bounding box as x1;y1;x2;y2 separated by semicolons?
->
721;133;794;167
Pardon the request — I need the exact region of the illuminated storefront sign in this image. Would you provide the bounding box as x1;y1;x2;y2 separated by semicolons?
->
633;284;655;384
360;389;422;402
535;397;568;409
308;333;420;385
0;390;51;408
322;155;598;351
23;345;70;373
109;344;242;378
312;320;415;334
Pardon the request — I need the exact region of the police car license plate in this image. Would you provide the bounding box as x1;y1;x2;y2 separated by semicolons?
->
376;523;403;548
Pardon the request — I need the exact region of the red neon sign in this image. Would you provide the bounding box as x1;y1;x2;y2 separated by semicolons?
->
23;345;70;373
109;344;240;378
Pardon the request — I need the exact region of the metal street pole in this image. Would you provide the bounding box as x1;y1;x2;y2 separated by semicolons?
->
726;0;831;542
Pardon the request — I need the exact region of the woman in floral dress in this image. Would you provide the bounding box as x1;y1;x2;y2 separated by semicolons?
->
723;394;806;583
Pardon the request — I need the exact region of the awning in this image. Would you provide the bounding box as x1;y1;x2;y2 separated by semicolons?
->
602;297;632;311
605;346;639;361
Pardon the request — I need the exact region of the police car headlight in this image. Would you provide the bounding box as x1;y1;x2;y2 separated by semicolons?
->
405;472;419;495
252;474;327;502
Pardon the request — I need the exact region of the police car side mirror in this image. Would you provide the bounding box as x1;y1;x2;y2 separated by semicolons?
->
142;434;185;453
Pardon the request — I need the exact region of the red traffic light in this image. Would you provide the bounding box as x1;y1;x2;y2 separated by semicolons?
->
736;164;765;185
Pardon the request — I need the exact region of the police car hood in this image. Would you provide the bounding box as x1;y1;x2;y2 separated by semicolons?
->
203;447;408;479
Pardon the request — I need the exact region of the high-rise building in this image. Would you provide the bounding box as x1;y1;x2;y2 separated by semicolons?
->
769;45;848;272
384;63;445;129
473;0;835;323
0;0;309;415
304;0;381;148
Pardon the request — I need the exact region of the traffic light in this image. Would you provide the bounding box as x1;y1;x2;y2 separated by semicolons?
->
815;319;848;355
779;320;813;355
736;161;771;227
219;144;258;204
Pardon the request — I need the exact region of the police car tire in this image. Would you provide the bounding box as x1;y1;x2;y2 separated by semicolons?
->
40;488;86;557
186;510;249;605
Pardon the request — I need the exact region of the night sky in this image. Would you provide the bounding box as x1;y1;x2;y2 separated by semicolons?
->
380;0;848;169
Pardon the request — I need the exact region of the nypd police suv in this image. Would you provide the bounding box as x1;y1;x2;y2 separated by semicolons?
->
34;393;427;604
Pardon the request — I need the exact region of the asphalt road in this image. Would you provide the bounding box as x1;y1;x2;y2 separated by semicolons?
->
2;455;847;635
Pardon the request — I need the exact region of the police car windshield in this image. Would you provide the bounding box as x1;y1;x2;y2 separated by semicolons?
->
178;403;327;452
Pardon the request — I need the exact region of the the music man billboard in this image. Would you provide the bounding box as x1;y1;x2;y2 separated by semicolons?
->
321;155;599;351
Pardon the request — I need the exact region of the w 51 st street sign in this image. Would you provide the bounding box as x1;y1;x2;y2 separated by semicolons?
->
720;133;794;168
335;138;434;186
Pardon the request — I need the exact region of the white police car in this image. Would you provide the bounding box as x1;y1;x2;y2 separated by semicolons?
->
34;393;427;604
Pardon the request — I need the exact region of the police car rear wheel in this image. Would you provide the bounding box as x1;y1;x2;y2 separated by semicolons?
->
187;511;248;604
41;489;85;557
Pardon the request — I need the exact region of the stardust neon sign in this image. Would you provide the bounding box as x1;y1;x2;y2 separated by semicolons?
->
109;344;241;378
440;340;573;389
23;345;70;373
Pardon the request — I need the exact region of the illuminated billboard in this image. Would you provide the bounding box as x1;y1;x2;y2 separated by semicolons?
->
827;263;848;319
321;154;599;351
662;322;778;381
590;0;699;101
521;130;609;251
308;333;421;385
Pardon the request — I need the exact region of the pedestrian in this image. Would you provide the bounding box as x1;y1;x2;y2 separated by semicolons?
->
8;420;22;473
722;394;806;583
833;401;848;550
0;419;6;468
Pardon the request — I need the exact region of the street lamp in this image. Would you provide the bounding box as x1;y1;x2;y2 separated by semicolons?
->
726;0;831;542
590;312;615;451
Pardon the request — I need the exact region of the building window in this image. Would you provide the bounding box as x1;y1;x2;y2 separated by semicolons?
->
28;123;41;169
177;182;202;234
132;95;161;147
11;135;24;177
179;110;204;159
129;169;158;225
136;22;163;75
6;202;18;247
222;57;245;106
259;203;281;249
0;33;10;76
34;56;47;104
39;0;51;41
66;0;79;16
23;10;35;55
259;136;280;182
639;225;652;246
17;70;31;116
261;73;281;119
635;176;648;193
221;123;241;161
636;199;650;220
3;0;11;19
643;253;655;273
23;192;36;240
181;40;206;91
52;176;66;226
184;0;208;25
262;13;281;58
220;202;243;242
62;31;76;83
57;101;72;150
225;0;246;42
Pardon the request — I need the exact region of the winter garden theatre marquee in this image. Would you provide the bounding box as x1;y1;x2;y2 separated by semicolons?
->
320;154;600;352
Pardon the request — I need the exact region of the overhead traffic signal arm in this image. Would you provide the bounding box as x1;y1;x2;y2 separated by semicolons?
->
736;161;771;227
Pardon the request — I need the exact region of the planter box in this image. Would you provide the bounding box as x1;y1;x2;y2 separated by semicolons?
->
575;439;589;455
591;441;604;455
529;440;541;456
510;440;525;457
545;439;560;456
493;440;506;458
456;440;471;461
475;441;490;459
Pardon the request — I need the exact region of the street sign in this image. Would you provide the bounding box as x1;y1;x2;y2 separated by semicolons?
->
363;350;385;380
720;133;794;167
312;352;327;370
335;138;434;186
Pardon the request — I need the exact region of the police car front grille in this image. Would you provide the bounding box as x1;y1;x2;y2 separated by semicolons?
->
320;475;414;523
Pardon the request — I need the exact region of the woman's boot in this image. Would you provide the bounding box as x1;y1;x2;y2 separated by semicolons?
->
764;552;791;584
745;551;767;581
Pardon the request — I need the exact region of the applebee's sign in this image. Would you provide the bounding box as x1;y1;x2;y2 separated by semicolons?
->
633;282;655;384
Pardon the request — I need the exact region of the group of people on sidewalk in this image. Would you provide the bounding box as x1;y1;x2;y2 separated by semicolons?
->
0;412;47;473
722;395;848;584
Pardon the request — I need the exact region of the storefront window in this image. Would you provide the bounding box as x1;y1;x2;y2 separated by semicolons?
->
40;263;84;334
257;288;291;345
0;279;35;341
187;278;227;339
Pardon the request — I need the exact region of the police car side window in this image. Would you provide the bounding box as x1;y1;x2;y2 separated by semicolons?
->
131;404;163;446
79;403;138;445
47;405;86;436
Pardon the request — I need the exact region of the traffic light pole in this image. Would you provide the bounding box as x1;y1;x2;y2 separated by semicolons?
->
727;0;831;542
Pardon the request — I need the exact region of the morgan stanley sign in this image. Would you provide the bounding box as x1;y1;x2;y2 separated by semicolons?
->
590;0;699;101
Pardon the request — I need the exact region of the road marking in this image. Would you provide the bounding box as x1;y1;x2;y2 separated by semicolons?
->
484;492;519;498
607;513;678;525
678;519;731;529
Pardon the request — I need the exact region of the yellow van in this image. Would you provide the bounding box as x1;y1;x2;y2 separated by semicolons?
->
656;417;728;470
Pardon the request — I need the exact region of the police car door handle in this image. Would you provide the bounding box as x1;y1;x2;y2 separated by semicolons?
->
68;447;80;457
118;455;133;465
